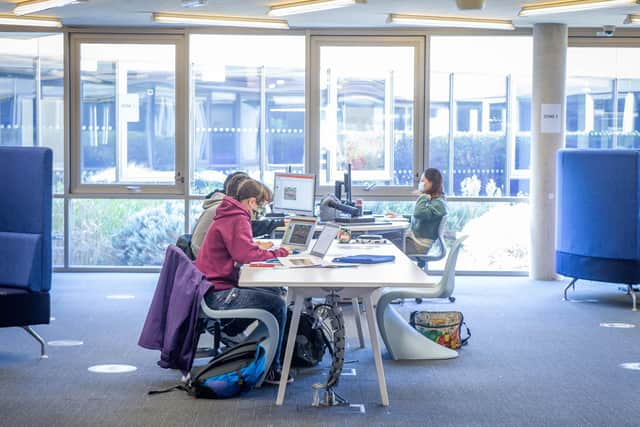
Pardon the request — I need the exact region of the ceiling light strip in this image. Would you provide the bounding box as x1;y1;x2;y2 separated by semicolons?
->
0;13;62;27
152;12;289;29
14;0;80;16
388;14;515;30
268;0;365;17
519;0;640;17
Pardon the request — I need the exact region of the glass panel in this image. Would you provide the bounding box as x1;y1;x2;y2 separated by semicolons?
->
617;78;640;149
79;43;176;185
567;47;640;149
0;33;64;193
429;72;450;181
53;198;64;267
69;199;184;266
319;45;415;186
190;35;305;195
430;37;532;197
432;201;529;272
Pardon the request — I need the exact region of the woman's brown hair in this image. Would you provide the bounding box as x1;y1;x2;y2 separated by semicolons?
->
423;168;444;197
234;179;272;205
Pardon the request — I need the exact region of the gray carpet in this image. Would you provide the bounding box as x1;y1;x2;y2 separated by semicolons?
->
1;273;639;427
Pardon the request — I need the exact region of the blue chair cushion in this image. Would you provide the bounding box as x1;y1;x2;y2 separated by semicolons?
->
0;232;43;292
0;287;50;327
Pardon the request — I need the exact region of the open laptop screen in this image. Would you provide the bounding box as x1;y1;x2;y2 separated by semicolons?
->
310;223;340;258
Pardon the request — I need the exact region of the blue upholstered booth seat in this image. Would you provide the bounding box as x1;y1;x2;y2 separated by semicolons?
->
0;147;52;333
556;149;640;284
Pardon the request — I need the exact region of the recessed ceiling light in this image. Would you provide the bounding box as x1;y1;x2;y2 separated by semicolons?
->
519;0;640;17
268;0;366;17
152;12;289;29
13;0;86;16
0;13;62;27
388;13;515;31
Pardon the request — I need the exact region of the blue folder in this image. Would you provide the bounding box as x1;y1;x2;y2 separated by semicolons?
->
331;255;395;264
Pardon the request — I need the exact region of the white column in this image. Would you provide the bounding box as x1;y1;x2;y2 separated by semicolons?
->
531;23;567;280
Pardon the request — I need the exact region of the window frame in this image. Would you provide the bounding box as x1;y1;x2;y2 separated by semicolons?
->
69;33;188;195
308;35;426;198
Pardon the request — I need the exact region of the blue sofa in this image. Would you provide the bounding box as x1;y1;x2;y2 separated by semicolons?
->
556;149;640;310
0;147;52;356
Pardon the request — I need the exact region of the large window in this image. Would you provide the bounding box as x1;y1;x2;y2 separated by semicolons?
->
566;46;640;149
71;35;185;194
311;37;423;195
0;33;64;192
430;36;532;197
190;35;305;194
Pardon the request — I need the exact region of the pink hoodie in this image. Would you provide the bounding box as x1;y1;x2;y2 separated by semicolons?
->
195;196;289;290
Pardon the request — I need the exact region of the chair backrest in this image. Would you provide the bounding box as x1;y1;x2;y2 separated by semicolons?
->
0;147;52;292
438;235;467;298
426;214;448;261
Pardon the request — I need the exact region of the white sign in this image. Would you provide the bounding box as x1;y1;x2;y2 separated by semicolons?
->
541;103;561;134
120;93;139;123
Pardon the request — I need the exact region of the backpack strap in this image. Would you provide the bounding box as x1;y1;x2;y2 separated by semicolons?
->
148;383;189;395
460;322;471;346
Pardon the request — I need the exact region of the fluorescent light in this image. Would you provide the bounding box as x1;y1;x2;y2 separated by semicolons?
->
153;12;289;29
625;13;640;23
0;13;62;27
13;0;83;16
519;0;640;17
268;0;365;17
388;14;515;30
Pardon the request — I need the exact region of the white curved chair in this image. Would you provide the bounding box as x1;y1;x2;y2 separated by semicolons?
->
200;300;279;387
375;236;467;360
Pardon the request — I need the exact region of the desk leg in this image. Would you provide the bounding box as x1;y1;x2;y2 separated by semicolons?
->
363;293;389;406
276;291;303;406
352;298;365;348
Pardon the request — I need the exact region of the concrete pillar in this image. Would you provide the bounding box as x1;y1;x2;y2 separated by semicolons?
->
531;23;567;280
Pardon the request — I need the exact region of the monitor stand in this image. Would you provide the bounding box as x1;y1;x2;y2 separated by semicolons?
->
333;216;376;224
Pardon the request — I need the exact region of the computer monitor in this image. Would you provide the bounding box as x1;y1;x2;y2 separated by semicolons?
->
272;173;316;216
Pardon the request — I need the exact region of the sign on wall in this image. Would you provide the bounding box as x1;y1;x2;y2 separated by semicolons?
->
541;103;561;134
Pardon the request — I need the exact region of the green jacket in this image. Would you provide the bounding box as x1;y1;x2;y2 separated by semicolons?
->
411;195;447;240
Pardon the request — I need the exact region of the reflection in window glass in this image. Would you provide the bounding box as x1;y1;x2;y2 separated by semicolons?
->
53;198;64;267
319;45;415;186
0;33;64;193
567;47;640;149
430;37;532;197
190;35;305;195
70;199;184;266
79;43;176;185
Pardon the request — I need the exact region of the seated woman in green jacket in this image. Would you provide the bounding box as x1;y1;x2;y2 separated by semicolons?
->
388;168;447;256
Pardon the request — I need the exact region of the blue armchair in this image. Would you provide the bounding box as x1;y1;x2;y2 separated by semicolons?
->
0;147;52;357
556;149;640;310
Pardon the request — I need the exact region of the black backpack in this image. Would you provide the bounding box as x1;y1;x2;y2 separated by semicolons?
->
150;341;266;399
280;307;328;367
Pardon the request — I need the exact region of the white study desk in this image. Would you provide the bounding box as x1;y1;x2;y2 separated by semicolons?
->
238;241;436;406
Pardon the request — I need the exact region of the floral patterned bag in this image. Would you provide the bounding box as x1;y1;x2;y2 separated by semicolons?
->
409;311;470;350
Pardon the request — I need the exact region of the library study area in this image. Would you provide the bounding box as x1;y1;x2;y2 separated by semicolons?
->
3;0;640;426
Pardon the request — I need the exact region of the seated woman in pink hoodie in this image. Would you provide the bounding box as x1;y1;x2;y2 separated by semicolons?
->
195;178;292;384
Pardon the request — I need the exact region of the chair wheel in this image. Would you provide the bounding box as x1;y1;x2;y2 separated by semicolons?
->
415;298;423;304
448;296;456;303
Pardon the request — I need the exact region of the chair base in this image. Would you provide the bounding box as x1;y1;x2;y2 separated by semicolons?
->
379;304;458;360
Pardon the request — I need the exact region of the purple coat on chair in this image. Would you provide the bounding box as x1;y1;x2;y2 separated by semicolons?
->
138;245;213;374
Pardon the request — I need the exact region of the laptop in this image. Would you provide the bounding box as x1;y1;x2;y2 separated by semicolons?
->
280;216;317;252
278;223;340;268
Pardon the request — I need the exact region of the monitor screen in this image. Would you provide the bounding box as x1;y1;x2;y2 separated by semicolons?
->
272;173;316;216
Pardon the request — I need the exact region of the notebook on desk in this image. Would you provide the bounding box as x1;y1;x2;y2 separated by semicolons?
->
278;222;340;268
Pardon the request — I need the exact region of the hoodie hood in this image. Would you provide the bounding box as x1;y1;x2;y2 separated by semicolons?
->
202;191;225;210
214;196;251;221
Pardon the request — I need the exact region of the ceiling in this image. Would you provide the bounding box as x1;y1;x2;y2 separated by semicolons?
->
0;0;639;29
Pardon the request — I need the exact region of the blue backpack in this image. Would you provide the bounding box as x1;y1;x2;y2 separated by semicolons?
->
150;341;266;399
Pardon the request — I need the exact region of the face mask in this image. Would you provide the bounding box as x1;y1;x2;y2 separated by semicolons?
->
418;182;426;193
